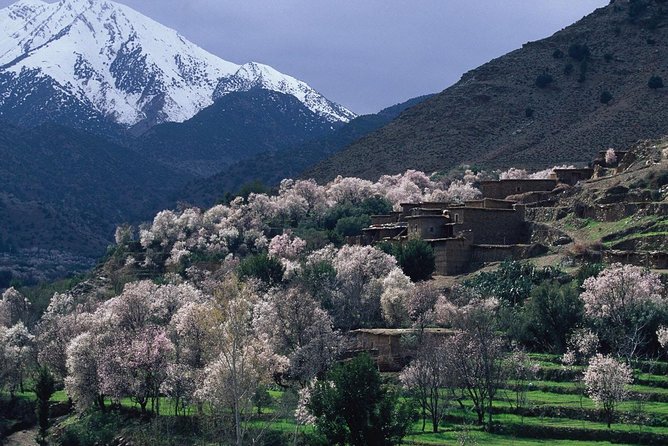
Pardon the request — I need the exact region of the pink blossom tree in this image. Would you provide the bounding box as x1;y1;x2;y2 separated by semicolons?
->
605;148;617;166
400;340;450;433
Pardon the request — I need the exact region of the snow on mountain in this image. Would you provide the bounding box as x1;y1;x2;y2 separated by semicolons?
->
0;0;355;126
214;62;356;123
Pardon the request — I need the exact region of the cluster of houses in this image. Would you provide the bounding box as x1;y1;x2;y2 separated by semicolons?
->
359;158;626;275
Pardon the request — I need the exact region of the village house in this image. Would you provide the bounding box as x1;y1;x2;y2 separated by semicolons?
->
361;168;602;275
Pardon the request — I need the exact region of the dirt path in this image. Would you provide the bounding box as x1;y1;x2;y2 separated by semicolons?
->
4;427;38;446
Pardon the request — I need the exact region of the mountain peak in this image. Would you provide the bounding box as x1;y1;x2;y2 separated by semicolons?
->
0;0;354;129
214;62;356;123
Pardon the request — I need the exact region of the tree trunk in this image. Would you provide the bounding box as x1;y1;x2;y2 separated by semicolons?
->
97;394;106;412
421;401;426;431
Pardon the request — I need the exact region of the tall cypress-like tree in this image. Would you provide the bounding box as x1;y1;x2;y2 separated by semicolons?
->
34;367;56;445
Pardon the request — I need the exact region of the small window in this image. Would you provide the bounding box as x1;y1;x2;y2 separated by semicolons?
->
429;227;434;233
516;186;521;192
454;214;460;223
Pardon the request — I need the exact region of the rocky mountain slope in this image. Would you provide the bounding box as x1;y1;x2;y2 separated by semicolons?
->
308;0;668;181
0;0;354;134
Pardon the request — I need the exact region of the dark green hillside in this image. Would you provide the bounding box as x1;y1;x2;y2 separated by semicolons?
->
179;95;433;207
0;122;188;280
308;0;668;181
137;89;340;177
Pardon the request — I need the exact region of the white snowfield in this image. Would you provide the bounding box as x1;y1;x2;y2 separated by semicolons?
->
0;0;355;126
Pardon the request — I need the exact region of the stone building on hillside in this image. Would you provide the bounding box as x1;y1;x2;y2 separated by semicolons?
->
552;168;594;186
363;198;534;275
361;169;607;275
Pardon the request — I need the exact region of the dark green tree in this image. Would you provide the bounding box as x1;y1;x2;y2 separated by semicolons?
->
535;72;554;88
465;261;565;307
308;354;412;446
600;91;613;104
237;253;285;286
34;367;56;445
520;281;584;352
568;43;590;62
648;76;664;89
396;239;436;282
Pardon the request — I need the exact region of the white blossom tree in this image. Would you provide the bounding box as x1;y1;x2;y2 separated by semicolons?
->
196;278;281;446
331;245;398;329
583;354;633;428
400;340;451;433
0;287;32;327
253;286;339;384
2;322;35;395
580;264;665;360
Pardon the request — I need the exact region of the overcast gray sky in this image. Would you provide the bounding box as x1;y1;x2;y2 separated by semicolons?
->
1;0;608;114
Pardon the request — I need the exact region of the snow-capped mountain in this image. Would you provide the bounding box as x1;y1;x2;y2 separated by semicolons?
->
0;0;355;128
214;62;356;123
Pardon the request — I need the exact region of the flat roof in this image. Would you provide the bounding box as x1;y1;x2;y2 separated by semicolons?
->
479;178;558;184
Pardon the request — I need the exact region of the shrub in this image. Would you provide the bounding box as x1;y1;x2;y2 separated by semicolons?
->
552;49;565;59
395;239;435;282
578;60;588;83
564;63;574;76
308;354;413;446
604;53;614;62
648;76;664;89
576;263;604;287
525;107;534;118
535;72;554;88
600;91;613;104
465;260;566;307
628;0;649;18
568;43;590;62
238;253;285;285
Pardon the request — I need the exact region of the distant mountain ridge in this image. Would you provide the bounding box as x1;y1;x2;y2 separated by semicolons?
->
137;89;341;177
0;0;354;133
179;95;434;207
308;0;668;181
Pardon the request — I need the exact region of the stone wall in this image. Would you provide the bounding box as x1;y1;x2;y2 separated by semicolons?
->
347;328;452;372
449;207;528;244
603;250;668;269
470;243;548;264
430;238;472;275
526;202;668;223
480;179;557;200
